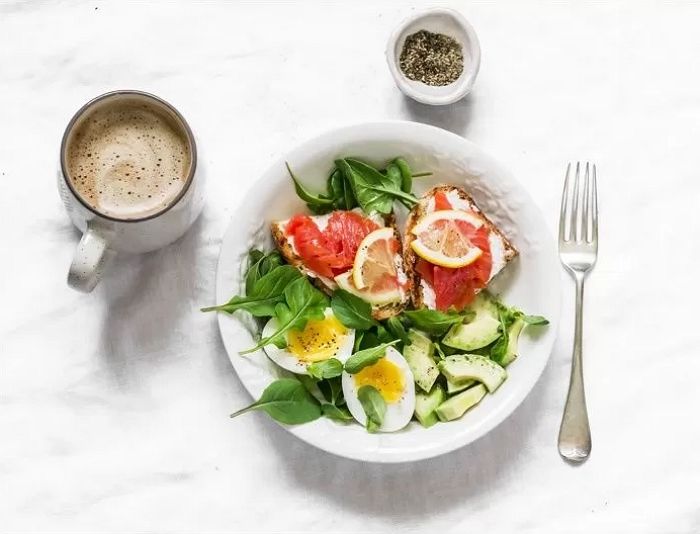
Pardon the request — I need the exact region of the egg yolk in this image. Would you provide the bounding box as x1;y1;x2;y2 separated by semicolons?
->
353;358;405;403
287;315;347;362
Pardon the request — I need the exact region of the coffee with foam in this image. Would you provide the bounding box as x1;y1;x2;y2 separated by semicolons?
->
66;100;191;220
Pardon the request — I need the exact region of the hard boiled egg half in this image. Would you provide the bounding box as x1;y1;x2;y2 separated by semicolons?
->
342;346;416;432
262;308;355;374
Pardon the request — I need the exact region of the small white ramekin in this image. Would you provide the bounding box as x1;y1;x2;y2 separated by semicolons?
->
386;8;481;106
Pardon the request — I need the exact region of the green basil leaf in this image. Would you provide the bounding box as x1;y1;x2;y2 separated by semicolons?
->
336;158;418;214
307;358;344;380
240;277;329;354
404;309;465;336
331;289;376;330
344;340;399;374
321;403;354;422
230;378;322;425
202;265;301;317
286;162;334;213
522;315;549;326
357;385;386;433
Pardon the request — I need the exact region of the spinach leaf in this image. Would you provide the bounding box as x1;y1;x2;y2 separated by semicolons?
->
202;265;301;317
319;376;344;405
245;249;283;295
403;308;467;336
393;157;413;193
353;330;365;352
433;342;447;360
331;289;376;330
307;358;344;380
240;277;329;354
230;378;322;424
328;168;344;202
490;310;510;364
336;158;418;214
344;341;399;374
286;162;334;213
297;374;324;402
385;163;403;190
358;330;380;351
342;172;357;210
327;169;357;210
384;317;409;345
322;403;354;422
375;324;394;344
357;385;386;433
521;314;549;326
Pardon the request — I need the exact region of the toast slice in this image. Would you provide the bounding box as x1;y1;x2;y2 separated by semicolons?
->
404;185;518;310
271;210;409;320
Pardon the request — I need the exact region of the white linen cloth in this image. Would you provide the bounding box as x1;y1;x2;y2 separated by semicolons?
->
1;2;698;532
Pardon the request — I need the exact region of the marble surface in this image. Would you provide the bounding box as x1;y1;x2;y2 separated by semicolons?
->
1;1;698;532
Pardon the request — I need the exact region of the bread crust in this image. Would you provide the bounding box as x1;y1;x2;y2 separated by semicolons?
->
404;185;518;309
270;213;408;319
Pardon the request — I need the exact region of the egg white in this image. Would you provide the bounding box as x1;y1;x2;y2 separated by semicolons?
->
342;346;416;432
262;308;355;375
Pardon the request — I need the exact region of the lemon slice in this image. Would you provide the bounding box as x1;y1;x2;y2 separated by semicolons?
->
335;271;402;306
410;210;485;268
352;227;399;290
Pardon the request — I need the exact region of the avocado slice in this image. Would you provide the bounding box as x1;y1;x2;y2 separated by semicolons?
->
442;294;501;351
436;384;487;422
500;317;526;367
403;330;439;393
446;377;475;395
438;354;507;393
414;384;446;428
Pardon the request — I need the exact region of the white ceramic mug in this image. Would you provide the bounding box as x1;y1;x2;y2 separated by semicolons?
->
58;90;204;292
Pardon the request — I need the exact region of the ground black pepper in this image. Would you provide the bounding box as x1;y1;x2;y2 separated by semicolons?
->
399;30;464;86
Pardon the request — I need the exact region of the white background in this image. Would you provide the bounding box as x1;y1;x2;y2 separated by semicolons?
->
1;1;698;532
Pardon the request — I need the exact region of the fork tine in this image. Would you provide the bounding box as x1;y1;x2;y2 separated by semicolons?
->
559;163;571;242
582;163;590;242
590;164;598;243
570;162;581;241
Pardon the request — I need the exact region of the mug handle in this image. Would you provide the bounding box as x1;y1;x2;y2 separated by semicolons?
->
67;223;115;293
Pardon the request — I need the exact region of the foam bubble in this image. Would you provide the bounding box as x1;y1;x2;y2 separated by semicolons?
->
66;102;191;219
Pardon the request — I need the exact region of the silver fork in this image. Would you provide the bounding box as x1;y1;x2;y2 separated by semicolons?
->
558;162;598;463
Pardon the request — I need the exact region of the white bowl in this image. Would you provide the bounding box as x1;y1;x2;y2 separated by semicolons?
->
214;121;560;463
386;8;481;105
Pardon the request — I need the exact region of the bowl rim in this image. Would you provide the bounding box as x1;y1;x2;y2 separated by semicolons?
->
215;120;561;463
385;8;482;106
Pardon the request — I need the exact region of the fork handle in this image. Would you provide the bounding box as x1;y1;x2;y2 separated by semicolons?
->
558;271;592;462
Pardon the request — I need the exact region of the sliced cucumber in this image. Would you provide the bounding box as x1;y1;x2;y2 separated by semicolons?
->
446;377;475;395
403;330;439;393
442;294;501;351
500;317;526;367
414;384;446;428
436;384;487;422
438;354;507;393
